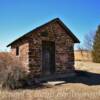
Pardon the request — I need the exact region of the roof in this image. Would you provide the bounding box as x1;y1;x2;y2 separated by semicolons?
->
7;18;80;47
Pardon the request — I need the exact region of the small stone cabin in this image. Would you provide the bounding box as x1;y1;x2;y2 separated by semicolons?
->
7;18;80;80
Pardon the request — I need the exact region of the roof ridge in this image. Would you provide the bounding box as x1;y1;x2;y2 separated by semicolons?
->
7;18;80;47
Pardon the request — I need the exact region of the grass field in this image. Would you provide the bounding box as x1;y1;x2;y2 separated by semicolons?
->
0;61;100;100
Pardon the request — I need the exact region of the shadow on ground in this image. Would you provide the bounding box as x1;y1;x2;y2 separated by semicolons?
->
57;70;100;86
17;70;100;90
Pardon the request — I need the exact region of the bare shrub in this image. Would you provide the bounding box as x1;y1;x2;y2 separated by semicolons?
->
84;32;95;51
0;52;29;89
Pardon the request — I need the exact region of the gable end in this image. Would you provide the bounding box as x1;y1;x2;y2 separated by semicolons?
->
7;18;80;47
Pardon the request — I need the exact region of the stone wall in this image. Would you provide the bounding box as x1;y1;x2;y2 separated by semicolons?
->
10;21;75;77
28;21;75;77
11;41;29;71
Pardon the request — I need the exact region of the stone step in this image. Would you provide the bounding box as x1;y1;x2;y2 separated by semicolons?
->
35;73;76;83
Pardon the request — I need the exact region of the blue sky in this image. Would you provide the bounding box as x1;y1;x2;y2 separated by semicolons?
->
0;0;100;51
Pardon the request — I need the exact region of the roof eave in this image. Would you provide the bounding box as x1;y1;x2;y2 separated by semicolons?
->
7;18;80;47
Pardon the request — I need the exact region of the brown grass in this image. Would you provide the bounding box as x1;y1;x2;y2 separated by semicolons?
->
0;52;29;89
0;61;100;100
74;50;92;61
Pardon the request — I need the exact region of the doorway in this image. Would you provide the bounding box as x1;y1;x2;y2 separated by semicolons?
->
42;41;55;75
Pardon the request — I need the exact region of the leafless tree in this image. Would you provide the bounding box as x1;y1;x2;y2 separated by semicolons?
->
83;31;95;51
77;45;84;58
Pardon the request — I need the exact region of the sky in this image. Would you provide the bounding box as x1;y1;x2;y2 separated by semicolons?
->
0;0;100;51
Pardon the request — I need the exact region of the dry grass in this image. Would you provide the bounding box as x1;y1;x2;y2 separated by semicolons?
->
75;61;100;73
0;52;29;89
74;51;92;61
0;61;100;100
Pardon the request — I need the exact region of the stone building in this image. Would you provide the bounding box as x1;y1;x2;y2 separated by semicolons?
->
7;18;80;81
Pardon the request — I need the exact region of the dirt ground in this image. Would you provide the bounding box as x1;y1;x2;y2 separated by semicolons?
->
0;61;100;100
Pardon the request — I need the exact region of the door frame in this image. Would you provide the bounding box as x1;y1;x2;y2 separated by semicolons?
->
41;41;56;75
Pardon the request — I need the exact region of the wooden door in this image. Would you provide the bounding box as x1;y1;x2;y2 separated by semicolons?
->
42;41;55;75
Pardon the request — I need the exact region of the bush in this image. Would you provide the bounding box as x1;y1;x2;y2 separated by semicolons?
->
0;52;29;89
